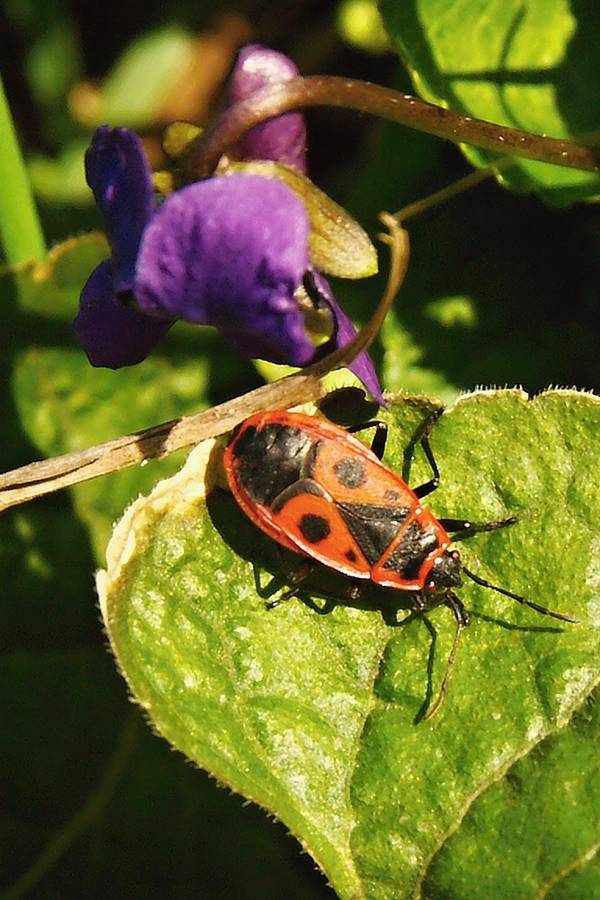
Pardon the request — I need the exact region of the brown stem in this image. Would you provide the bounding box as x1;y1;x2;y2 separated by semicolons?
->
392;160;511;223
184;76;599;179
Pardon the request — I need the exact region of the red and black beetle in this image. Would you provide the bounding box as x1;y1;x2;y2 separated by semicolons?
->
223;409;578;717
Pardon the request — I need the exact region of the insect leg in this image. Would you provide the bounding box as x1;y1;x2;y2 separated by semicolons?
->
269;553;365;611
347;420;388;460
412;592;427;611
462;566;580;623
409;409;444;499
267;559;316;609
439;515;517;541
422;592;470;721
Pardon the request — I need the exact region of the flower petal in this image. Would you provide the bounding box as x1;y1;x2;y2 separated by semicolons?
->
135;174;315;366
85;126;154;293
228;44;307;173
310;272;384;405
75;260;171;368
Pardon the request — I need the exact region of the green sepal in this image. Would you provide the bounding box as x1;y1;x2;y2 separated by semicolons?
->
223;160;379;279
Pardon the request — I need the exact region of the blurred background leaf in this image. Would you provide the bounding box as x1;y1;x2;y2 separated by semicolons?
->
71;26;197;129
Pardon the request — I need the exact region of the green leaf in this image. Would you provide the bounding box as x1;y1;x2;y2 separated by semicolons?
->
423;691;600;897
81;26;195;129
0;77;46;263
380;0;600;204
1;235;237;556
6;232;107;315
29;138;90;206
99;389;600;899
338;111;600;401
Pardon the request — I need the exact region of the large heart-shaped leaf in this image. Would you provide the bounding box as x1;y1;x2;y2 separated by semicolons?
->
422;691;599;897
99;389;600;899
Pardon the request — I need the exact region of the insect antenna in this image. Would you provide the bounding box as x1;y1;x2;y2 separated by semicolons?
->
462;566;580;624
422;593;469;721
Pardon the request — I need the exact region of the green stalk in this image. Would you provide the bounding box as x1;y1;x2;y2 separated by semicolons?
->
0;77;46;264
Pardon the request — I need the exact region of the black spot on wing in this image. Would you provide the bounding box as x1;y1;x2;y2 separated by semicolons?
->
383;520;439;579
333;457;367;488
345;549;357;562
299;513;331;544
337;502;410;566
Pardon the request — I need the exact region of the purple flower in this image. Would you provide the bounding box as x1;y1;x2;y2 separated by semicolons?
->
75;127;171;368
227;43;307;173
75;45;383;403
227;46;381;401
135;174;316;367
75;129;315;369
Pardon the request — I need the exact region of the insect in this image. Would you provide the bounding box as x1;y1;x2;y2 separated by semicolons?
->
223;409;578;719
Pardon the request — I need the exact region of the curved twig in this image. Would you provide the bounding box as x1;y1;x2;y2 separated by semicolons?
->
184;76;599;179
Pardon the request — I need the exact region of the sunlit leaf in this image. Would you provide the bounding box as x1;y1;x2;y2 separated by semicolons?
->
71;27;195;129
100;389;600;898
380;0;600;204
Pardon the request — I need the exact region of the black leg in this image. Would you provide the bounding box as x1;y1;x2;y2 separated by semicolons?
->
271;566;368;611
266;548;364;610
266;559;316;609
348;420;388;460
462;566;580;624
422;592;470;721
439;515;517;541
412;592;427;611
407;408;444;499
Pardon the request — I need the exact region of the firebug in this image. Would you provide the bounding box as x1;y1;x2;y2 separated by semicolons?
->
223;409;578;718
